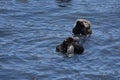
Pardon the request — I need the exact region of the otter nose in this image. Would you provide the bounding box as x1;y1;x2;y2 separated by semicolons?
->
80;21;83;23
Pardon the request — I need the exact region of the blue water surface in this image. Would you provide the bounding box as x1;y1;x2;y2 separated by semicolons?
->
0;0;120;80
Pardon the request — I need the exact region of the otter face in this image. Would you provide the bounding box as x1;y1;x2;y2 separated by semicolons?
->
73;19;92;36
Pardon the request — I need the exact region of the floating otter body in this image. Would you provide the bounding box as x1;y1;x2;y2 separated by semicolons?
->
56;19;92;57
56;37;84;57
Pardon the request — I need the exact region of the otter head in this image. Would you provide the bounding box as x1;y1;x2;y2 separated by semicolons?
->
75;19;92;36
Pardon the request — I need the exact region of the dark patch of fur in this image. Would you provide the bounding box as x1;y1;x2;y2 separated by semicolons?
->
56;37;84;54
72;19;92;36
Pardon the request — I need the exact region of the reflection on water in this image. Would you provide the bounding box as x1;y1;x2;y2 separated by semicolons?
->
56;0;72;7
0;0;120;80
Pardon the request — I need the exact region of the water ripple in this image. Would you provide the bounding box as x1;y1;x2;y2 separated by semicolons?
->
0;0;120;80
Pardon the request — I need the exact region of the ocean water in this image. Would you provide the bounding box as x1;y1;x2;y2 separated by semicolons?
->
0;0;120;80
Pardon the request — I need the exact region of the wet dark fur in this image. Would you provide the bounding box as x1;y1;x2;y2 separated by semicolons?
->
56;37;84;54
72;19;92;36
